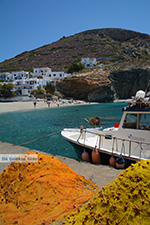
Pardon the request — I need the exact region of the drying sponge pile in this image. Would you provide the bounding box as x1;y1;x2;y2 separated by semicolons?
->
66;160;150;225
0;152;98;225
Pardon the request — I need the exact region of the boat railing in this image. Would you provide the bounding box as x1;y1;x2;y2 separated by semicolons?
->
79;129;150;160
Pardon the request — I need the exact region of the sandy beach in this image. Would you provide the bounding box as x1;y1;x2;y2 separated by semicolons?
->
0;100;93;114
0;141;123;188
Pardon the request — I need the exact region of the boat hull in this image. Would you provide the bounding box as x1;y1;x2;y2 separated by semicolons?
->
66;138;135;168
61;95;150;168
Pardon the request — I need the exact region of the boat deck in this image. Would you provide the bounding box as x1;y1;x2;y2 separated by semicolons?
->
62;128;150;162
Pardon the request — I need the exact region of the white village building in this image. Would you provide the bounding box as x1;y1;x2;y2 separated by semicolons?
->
14;78;39;95
32;67;70;80
32;67;52;77
0;72;11;81
0;67;71;96
81;57;97;68
0;71;29;82
12;77;54;96
11;71;29;80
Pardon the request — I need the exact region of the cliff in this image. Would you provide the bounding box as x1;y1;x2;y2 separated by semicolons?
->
110;67;150;99
56;66;150;102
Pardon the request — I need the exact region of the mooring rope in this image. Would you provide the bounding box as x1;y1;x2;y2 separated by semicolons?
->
20;130;61;146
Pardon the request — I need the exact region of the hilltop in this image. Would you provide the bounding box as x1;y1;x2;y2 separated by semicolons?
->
0;28;150;72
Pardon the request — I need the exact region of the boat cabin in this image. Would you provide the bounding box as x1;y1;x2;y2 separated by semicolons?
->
121;107;150;131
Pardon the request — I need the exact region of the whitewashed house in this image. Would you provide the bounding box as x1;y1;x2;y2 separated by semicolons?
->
11;71;29;80
81;57;97;68
0;67;72;97
0;72;12;81
14;78;38;95
46;71;68;80
0;71;29;82
32;67;70;80
14;77;55;96
32;67;52;77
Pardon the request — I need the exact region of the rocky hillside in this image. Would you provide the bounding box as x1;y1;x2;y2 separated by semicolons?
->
1;28;150;102
0;28;150;72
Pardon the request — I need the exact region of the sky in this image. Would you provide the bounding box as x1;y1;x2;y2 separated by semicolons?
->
0;0;150;63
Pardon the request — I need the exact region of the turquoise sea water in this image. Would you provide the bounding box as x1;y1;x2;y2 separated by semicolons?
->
0;102;127;159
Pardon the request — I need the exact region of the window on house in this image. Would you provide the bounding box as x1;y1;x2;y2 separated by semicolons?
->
53;74;56;76
49;75;51;77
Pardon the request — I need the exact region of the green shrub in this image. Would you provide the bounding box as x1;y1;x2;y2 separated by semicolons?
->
0;83;15;98
67;62;84;73
31;88;44;95
45;82;55;95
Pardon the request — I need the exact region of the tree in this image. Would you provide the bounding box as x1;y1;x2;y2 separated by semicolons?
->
45;82;56;95
30;88;45;95
67;62;84;73
0;84;15;98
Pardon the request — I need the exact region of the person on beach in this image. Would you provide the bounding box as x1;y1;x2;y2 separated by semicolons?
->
33;100;37;108
47;100;50;107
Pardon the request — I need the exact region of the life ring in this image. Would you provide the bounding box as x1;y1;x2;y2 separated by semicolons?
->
95;117;101;126
89;117;101;127
89;117;96;127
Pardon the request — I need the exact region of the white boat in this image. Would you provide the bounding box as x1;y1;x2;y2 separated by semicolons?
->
61;89;150;167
